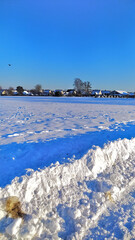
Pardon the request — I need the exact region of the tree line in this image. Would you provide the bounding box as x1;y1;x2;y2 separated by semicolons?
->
0;79;92;96
0;84;43;96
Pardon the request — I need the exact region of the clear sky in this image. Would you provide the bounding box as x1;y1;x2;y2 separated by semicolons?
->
0;0;135;91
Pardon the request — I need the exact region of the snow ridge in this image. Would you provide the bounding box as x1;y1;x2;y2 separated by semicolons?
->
0;137;135;239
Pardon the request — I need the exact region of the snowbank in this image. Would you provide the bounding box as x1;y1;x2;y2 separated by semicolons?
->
0;138;135;239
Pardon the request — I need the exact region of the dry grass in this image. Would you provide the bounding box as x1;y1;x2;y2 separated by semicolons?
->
5;196;25;219
105;191;114;203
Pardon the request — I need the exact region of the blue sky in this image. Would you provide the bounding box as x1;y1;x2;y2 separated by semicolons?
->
0;0;135;91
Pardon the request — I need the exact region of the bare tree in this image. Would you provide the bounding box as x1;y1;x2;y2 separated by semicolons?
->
35;84;42;95
16;86;24;95
73;78;83;94
8;87;14;96
83;81;92;95
73;78;92;96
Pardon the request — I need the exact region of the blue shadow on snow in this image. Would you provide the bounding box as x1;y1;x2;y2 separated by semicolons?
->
0;122;135;188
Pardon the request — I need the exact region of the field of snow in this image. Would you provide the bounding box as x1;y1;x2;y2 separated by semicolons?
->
0;96;135;239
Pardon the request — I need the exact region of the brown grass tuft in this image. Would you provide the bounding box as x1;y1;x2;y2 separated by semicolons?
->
105;191;114;203
5;196;25;219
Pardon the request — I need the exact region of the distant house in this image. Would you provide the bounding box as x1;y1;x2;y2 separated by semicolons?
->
91;90;102;97
1;90;8;96
110;90;129;98
43;89;52;96
23;91;29;95
54;90;64;96
12;90;18;95
28;92;34;96
128;92;135;98
66;89;76;96
101;90;111;97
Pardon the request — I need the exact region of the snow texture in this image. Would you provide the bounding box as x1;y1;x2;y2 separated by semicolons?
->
0;96;135;239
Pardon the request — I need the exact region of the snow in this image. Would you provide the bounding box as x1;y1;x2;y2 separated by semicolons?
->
115;90;128;95
0;96;135;239
6;218;22;236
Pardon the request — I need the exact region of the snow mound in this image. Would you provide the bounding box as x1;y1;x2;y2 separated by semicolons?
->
0;138;135;239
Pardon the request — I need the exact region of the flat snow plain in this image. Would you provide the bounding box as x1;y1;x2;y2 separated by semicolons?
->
0;96;135;239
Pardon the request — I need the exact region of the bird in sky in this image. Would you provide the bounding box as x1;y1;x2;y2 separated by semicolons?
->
8;64;11;66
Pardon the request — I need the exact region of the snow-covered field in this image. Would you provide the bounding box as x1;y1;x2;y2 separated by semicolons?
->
0;96;135;239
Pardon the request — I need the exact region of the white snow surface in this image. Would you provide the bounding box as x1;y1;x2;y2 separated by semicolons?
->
0;96;135;239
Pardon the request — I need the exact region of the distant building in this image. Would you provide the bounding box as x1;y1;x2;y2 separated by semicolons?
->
110;90;129;98
91;90;102;97
23;91;29;95
12;90;18;95
66;89;76;96
128;92;135;98
101;90;111;97
43;89;52;96
1;90;8;96
54;90;64;96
